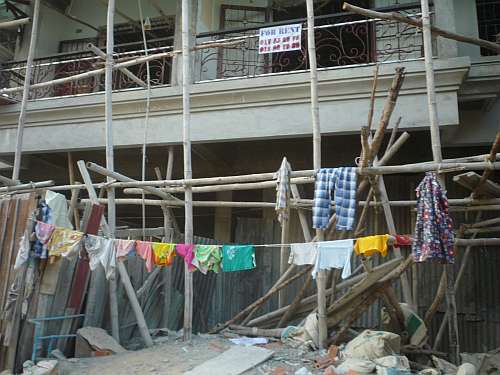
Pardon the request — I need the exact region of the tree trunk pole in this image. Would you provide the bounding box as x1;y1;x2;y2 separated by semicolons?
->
420;0;459;363
305;0;326;349
104;0;120;344
181;0;194;342
11;0;40;181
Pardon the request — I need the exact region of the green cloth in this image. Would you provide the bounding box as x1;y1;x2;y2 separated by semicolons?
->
193;245;222;273
222;245;256;272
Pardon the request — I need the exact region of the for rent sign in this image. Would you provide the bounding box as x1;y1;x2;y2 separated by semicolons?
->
258;23;302;54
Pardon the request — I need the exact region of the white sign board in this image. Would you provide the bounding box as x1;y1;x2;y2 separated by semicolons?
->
258;23;302;54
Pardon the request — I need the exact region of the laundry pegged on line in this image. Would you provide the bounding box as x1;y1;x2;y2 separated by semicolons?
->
84;234;116;280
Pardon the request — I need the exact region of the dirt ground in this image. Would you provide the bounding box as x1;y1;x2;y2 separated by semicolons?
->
58;333;323;375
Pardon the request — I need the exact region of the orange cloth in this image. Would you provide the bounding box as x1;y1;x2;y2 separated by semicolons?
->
152;243;176;266
354;234;390;257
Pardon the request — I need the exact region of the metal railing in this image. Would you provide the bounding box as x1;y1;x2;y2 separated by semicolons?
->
195;4;428;82
0;3;431;101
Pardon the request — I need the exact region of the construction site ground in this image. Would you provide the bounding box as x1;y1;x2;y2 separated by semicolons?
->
58;333;319;375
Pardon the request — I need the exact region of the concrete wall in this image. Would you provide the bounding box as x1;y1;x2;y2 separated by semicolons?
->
0;57;470;154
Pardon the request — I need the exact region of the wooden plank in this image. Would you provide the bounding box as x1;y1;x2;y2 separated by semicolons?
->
184;346;274;375
453;172;500;198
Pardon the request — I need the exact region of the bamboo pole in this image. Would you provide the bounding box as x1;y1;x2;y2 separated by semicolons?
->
67;152;81;230
305;0;327;349
77;160;153;347
366;65;379;133
181;0;194;342
0;17;30;29
11;0;40;181
471;131;500;199
104;0;120;343
342;3;500;54
87;43;147;88
0;174;18;186
0;180;53;193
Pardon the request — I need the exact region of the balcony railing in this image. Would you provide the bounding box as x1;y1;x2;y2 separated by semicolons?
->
0;3;430;101
195;3;428;82
0;44;173;101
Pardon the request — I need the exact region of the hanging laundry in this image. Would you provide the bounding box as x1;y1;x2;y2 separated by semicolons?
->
47;227;83;258
33;201;53;258
114;239;135;259
289;242;317;266
45;190;73;229
222;245;256;272
312;239;353;279
136;241;154;272
176;244;196;271
34;221;55;259
84;234;116;280
354;234;391;257
412;172;455;263
312;167;357;231
394;234;412;247
152;242;176;266
275;157;292;224
192;245;222;274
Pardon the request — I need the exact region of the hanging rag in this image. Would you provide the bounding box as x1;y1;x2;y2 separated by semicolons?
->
14;229;31;270
275;157;292;224
45;190;73;229
312;167;357;231
312;239;353;279
354;234;391;257
289;242;317;265
192;245;222;274
176;244;196;271
33;201;53;258
84;234;116;280
152;242;176;266
135;241;154;272
412;172;455;263
47;227;83;258
114;239;135;259
34;220;55;259
395;234;412;247
222;245;256;272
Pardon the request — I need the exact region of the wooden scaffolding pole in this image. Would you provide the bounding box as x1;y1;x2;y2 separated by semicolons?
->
305;0;327;349
11;0;40;181
181;0;194;342
419;0;459;363
104;0;120;343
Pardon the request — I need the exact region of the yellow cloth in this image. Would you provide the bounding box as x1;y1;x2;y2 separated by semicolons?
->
354;234;390;257
152;243;176;266
47;227;84;257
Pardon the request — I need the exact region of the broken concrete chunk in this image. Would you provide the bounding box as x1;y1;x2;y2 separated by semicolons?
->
75;326;126;357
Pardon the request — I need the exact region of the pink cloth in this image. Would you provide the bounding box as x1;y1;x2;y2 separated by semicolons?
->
135;241;154;272
35;221;55;244
114;239;135;259
176;244;195;271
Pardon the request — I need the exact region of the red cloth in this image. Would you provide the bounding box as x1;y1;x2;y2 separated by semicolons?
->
395;234;412;246
135;241;154;272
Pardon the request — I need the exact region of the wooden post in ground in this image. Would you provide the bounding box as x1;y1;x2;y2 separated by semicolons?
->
77;160;153;347
181;0;194;341
104;0;120;344
420;0;459;363
11;0;40;181
305;0;326;349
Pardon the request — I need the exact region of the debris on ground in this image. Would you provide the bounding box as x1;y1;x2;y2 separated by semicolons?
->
75;327;127;357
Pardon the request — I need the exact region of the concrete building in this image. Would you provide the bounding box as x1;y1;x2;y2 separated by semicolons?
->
0;0;499;234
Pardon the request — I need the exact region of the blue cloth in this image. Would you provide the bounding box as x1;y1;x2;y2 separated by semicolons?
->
33;201;53;258
312;167;357;230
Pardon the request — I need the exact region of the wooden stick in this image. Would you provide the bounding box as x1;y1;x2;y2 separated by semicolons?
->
227;325;284;338
87;43;147;88
366;64;379;133
278;274;312;327
0;17;30;29
11;0;40;181
181;0;194;342
0;180;54;193
467;216;500;229
387;116;402;150
342;2;500;54
471;131;500;198
77;160;153;347
0;174;18;186
368;67;405;162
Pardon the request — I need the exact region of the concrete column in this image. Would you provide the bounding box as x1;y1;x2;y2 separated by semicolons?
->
214;190;232;242
434;0;458;58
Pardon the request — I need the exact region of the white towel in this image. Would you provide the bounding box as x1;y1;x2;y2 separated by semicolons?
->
289;242;317;266
85;234;116;280
312;239;353;279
